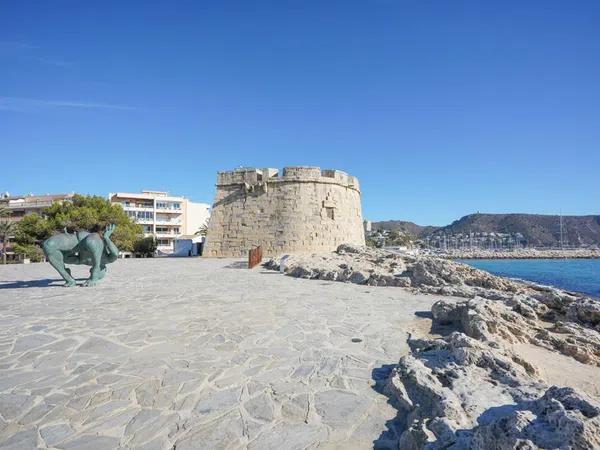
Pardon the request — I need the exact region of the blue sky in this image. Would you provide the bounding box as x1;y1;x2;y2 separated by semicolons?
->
1;1;598;225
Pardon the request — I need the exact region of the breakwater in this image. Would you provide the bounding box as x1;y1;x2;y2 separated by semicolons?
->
436;248;600;259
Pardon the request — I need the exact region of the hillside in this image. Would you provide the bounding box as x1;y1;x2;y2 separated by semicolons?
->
371;220;440;238
373;213;600;247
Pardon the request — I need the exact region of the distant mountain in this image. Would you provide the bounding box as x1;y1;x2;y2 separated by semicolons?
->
373;213;600;246
371;220;440;238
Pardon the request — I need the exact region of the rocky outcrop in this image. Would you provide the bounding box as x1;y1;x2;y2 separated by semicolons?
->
386;332;600;449
431;298;600;366
386;295;600;448
266;244;522;292
267;244;584;295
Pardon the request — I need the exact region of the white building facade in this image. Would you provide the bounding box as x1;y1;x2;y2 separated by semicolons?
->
0;193;75;222
109;190;210;254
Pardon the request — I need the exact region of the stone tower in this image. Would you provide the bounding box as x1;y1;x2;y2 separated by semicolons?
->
204;166;365;257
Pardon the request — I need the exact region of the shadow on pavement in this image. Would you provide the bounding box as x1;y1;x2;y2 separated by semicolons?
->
0;279;66;289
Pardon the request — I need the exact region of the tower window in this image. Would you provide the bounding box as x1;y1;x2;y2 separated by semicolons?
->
325;207;335;220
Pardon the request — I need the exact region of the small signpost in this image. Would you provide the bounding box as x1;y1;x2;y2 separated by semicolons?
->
248;246;263;269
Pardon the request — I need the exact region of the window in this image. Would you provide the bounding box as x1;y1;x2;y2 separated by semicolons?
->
326;207;335;220
137;211;152;220
128;211;153;221
157;201;180;210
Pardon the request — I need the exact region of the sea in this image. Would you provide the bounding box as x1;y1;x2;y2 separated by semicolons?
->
457;258;600;299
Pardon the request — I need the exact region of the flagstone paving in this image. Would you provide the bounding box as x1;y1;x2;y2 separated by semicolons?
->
0;258;441;449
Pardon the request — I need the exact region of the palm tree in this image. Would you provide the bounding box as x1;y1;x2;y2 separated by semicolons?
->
0;206;10;218
195;223;208;237
0;220;16;264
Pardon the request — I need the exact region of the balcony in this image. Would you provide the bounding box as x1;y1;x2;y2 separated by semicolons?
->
121;205;154;211
155;208;181;213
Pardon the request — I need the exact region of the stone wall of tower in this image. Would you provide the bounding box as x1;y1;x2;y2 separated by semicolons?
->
203;166;365;257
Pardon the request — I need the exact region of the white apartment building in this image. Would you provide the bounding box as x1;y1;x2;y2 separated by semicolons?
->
109;190;210;254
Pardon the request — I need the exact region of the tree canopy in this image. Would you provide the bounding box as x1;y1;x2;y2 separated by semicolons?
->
14;195;143;260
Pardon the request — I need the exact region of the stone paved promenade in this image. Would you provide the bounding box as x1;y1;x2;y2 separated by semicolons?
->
0;258;439;449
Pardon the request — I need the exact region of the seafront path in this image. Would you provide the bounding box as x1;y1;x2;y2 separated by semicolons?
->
0;258;442;449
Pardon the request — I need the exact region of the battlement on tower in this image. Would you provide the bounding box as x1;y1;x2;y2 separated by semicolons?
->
204;166;365;257
215;166;360;192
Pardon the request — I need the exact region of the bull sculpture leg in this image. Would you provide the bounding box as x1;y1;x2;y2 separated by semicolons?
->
83;237;104;287
42;234;79;287
44;246;77;287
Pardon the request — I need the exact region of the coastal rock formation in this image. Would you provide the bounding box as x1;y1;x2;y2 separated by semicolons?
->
432;298;600;366
266;243;521;292
386;333;600;449
266;244;579;299
387;297;600;448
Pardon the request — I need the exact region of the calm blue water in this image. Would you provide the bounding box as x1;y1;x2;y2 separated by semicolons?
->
457;259;600;298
